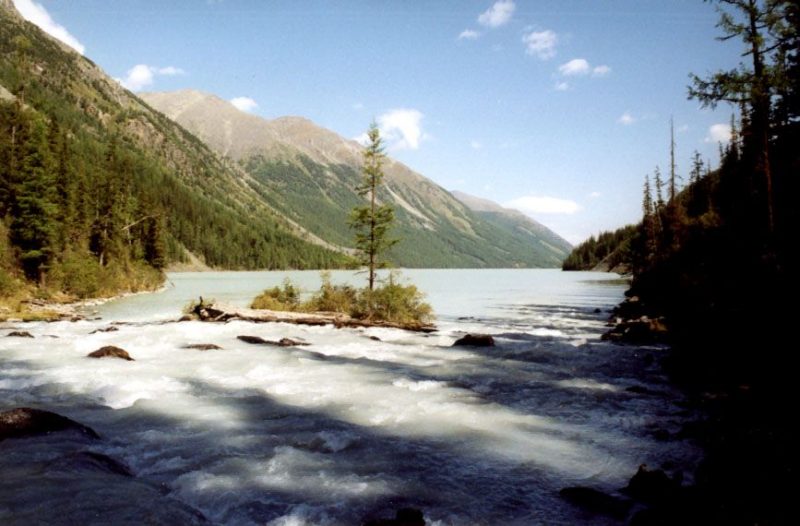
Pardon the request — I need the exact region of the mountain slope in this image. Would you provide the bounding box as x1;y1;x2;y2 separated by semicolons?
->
0;0;345;287
450;191;572;267
142;90;571;268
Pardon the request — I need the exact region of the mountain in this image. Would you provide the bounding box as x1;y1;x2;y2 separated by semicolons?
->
142;89;571;268
1;0;345;301
450;191;572;266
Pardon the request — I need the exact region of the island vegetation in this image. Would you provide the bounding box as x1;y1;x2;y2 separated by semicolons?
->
247;124;433;328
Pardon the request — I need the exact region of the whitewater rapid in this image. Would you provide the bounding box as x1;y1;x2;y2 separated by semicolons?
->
0;270;699;525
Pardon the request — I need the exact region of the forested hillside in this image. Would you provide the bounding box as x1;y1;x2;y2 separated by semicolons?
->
581;4;798;522
561;224;636;272
0;2;345;302
142;90;572;268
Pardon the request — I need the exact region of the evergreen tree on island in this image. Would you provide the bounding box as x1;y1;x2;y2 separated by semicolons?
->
350;123;398;296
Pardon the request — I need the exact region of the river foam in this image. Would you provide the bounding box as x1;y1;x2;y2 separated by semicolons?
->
1;270;699;525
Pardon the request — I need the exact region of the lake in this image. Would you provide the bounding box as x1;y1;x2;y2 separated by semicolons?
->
0;270;698;525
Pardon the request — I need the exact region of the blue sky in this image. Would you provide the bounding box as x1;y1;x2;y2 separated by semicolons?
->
13;0;742;244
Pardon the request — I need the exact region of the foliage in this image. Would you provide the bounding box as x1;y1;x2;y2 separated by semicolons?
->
306;271;358;314
562;225;637;271
0;5;347;305
248;271;433;325
363;271;433;324
250;278;302;310
349;123;397;292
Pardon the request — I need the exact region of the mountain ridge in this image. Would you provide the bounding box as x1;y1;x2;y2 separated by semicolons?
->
142;90;572;268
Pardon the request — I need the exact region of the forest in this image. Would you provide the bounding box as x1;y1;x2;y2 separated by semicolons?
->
0;7;347;308
562;1;798;522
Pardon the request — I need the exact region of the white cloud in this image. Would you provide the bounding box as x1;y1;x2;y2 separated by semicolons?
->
617;111;636;125
558;58;591;76
522;29;557;60
230;97;258;113
478;0;515;28
458;29;480;40
505;195;581;215
352;102;365;110
377;109;426;150
118;64;185;91
13;0;85;54
589;191;602;199
554;81;570;91
705;123;731;144
592;65;611;76
677;124;690;133
470;140;482;150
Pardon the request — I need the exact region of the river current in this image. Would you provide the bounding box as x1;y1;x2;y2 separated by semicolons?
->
0;270;699;525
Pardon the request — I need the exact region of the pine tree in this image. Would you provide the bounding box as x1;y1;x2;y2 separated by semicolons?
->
349;123;398;296
668;117;682;202
688;0;785;233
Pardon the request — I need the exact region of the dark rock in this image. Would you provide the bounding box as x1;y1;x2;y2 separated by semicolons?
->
602;316;668;344
87;345;134;361
89;326;119;334
363;507;426;526
559;487;632;519
178;314;194;322
0;407;100;442
237;335;269;345
278;337;309;347
7;330;34;338
49;451;134;477
237;335;309;347
452;334;495;347
594;308;602;313
369;335;382;341
182;343;223;351
622;465;680;505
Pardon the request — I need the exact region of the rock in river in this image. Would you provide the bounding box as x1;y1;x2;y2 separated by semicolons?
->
0;407;100;442
452;334;495;347
87;345;134;361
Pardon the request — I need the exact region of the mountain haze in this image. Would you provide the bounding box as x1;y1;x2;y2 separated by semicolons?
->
142;90;571;267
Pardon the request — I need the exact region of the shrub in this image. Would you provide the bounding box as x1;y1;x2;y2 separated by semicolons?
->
307;271;358;313
363;271;433;324
251;278;302;311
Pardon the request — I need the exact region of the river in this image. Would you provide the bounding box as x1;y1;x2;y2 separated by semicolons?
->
0;270;699;525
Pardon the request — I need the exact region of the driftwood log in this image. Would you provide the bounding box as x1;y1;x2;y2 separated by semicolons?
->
193;302;436;333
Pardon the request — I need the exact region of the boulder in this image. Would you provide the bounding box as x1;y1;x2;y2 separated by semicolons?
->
559;487;632;519
622;465;680;505
7;330;34;338
182;343;223;351
0;407;100;442
87;345;134;361
452;334;495;347
48;451;134;477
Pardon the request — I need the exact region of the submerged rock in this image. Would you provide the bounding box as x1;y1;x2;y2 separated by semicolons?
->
182;343;223;351
89;326;119;334
87;345;134;361
363;507;426;526
237;335;309;347
0;407;100;442
452;334;495;347
48;451;134;477
559;487;632;519
6;330;34;338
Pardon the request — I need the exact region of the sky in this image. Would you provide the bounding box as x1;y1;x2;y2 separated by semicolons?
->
12;0;744;244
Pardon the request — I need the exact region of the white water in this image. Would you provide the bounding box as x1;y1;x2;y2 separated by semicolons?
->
1;270;699;525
